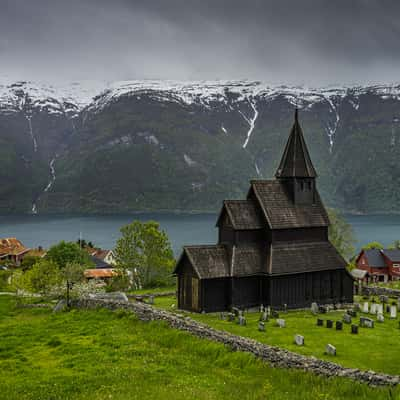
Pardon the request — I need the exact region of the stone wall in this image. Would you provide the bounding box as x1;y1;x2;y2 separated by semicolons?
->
362;286;400;298
71;298;399;387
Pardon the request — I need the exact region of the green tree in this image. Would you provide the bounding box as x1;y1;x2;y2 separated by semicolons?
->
10;270;30;304
46;241;92;269
327;208;356;261
25;259;62;298
115;220;175;288
20;255;40;271
390;240;400;250
362;241;384;250
61;262;86;306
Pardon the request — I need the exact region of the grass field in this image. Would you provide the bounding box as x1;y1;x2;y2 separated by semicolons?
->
154;296;400;376
0;296;399;400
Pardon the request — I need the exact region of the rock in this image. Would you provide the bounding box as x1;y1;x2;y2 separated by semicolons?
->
90;292;129;303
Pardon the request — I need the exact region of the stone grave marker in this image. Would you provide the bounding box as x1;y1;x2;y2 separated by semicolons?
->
266;306;271;316
232;307;240;316
351;324;359;334
336;321;343;330
377;312;384;323
380;295;389;304
360;316;374;328
238;315;247;326
219;312;227;320
276;318;286;328
260;311;268;322
348;309;357;317
325;344;336;356
353;303;361;312
377;304;384;314
386;305;391;313
343;313;352;324
326;320;333;328
294;334;304;346
363;302;369;313
258;321;265;332
228;312;235;322
317;319;324;326
271;310;279;318
260;304;264;313
319;305;327;314
311;302;319;315
370;303;377;315
390;305;397;319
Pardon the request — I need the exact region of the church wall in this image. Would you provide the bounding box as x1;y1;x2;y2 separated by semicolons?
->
202;278;230;312
271;227;327;242
231;276;260;309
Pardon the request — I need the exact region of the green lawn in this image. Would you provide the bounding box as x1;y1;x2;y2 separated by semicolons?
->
154;296;400;376
0;296;398;400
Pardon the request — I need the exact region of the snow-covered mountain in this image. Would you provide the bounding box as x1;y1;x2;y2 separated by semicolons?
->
1;79;400;214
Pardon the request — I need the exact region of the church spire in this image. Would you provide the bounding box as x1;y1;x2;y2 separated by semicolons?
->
275;109;317;179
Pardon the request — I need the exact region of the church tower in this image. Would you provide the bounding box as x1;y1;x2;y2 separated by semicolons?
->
275;109;317;205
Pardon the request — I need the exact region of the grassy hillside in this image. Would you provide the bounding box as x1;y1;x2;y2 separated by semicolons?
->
0;296;397;400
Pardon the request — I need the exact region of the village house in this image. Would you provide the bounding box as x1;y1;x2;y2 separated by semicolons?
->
355;248;400;283
174;110;354;312
88;248;116;266
0;238;31;266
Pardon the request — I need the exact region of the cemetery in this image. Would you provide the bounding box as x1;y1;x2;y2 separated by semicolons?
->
153;294;400;376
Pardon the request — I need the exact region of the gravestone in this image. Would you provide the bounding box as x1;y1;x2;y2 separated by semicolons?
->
386;305;391;313
260;311;268;322
228;312;235;322
232;307;240;316
377;312;384;323
219;312;227;320
325;344;336;356
360;316;374;328
260;304;264;313
353;303;361;312
370;303;377;315
343;313;352;324
276;318;286;328
147;295;154;305
351;324;359;334
311;302;319;315
390;305;397;319
271;310;279;318
363;302;369;313
283;304;288;313
347;309;357;317
238;315;247;326
266;306;271;316
317;319;324;326
336;321;343;330
326;320;333;328
377;304;384;315
294;334;304;346
258;321;265;332
319;305;327;314
380;295;389;304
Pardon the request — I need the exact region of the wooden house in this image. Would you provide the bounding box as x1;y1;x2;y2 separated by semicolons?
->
0;238;31;266
174;110;354;312
356;248;400;282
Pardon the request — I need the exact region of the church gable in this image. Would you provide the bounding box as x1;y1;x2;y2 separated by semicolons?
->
216;200;264;230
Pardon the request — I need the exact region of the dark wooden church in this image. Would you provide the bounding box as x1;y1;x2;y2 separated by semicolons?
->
174;110;354;312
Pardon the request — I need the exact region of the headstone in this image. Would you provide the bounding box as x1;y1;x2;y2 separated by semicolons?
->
260;304;264;313
363;302;369;313
266;306;271;316
386;305;391;313
326;320;333;328
377;312;384;323
380;295;389;304
232;307;240;316
377;304;384;315
276;318;286;328
360;316;374;328
319;305;327;314
227;312;235;322
148;295;154;305
219;312;227;320
271;310;279;318
294;334;304;346
342;313;352;324
347;309;357;317
351;324;359;334
260;311;268;322
283;303;288;312
238;315;247;326
353;303;361;312
370;303;377;315
258;321;265;332
336;321;343;330
390;305;397;319
317;319;324;326
311;302;319;315
325;344;336;356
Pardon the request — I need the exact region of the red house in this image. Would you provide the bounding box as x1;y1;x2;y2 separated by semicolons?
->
355;249;400;283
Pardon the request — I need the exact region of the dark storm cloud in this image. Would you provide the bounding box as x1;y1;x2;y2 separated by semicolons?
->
1;0;400;84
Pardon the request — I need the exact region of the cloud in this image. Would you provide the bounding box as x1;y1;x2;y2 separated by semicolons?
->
1;0;400;84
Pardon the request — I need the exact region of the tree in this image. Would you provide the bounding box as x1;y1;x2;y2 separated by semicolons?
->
61;262;86;306
390;240;400;250
46;241;92;269
327;208;356;261
76;238;95;249
9;270;30;304
20;255;40;271
25;259;62;298
362;241;384;250
114;220;175;288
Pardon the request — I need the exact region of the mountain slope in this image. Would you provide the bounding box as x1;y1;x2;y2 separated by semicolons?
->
1;80;399;214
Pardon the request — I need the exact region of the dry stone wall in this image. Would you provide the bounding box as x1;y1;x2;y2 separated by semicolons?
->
71;298;400;387
362;286;400;298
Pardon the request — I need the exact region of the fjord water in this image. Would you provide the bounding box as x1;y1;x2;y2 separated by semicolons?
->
0;213;399;255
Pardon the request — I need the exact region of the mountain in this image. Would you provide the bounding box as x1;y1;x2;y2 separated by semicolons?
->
1;79;400;214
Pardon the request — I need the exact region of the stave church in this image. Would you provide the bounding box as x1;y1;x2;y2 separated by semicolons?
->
174;110;354;312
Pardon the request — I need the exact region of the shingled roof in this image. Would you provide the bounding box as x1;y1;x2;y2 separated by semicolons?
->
217;200;264;230
231;244;265;276
275;109;317;179
249;180;329;229
269;241;346;275
181;245;230;279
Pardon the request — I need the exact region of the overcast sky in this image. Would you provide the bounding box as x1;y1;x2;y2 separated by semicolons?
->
1;0;400;85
